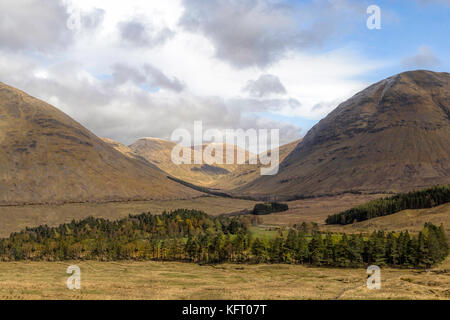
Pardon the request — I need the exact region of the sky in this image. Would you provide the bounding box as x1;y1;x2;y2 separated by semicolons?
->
0;0;448;146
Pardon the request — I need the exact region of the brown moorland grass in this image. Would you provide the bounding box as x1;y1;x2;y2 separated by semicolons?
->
1;193;448;238
322;203;450;235
0;193;383;238
0;196;258;237
259;193;387;226
0;259;448;300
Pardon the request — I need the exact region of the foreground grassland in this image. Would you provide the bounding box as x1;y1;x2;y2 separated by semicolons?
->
0;259;448;300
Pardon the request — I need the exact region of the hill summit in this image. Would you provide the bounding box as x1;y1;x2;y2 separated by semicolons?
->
0;82;200;205
237;70;450;199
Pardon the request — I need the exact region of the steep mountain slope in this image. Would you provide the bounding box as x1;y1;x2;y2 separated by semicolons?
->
100;137;151;166
237;70;450;199
214;139;300;190
0;82;200;205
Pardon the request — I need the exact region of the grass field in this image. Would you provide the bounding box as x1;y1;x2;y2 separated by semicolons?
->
1;194;449;238
259;194;387;226
322;203;450;235
0;259;448;300
0;196;259;237
0;195;448;300
0;193;385;237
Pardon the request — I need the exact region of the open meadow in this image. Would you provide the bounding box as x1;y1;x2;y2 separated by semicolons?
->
0;259;448;300
322;203;450;235
1;192;448;300
0;196;259;238
0;194;386;238
1;193;449;238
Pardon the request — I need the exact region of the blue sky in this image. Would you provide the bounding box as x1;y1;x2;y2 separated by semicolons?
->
355;0;449;80
0;0;448;145
268;0;450;133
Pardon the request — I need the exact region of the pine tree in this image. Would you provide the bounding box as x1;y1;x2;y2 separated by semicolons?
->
269;237;284;263
417;231;432;268
348;234;363;266
295;231;309;264
308;233;324;265
386;233;399;265
323;233;335;266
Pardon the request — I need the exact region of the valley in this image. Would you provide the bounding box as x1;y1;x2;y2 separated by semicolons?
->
0;192;393;237
0;196;258;238
1;0;449;303
0;71;449;300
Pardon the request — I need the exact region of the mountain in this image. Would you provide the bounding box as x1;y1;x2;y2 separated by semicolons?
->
0;82;201;205
128;137;299;190
128;137;256;187
100;137;151;166
236;70;450;199
215;139;299;190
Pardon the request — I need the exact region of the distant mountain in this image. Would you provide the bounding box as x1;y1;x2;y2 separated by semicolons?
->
128;137;299;190
0;82;201;205
236;70;450;199
128;137;256;188
100;137;152;166
215;139;299;190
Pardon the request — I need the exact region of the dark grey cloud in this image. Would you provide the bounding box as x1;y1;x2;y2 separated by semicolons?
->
0;1;106;53
402;46;441;68
243;74;287;97
179;0;362;68
118;19;174;48
111;63;185;92
79;8;105;31
0;0;73;52
143;64;185;92
228;97;300;114
111;64;147;84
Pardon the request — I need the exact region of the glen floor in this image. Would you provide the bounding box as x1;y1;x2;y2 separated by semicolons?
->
0;259;448;300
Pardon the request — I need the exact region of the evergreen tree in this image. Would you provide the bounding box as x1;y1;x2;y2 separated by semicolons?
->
308;233;324;265
295;231;309;264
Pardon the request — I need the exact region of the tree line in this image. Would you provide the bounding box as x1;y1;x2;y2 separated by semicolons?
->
0;209;447;268
326;185;450;225
252;202;289;215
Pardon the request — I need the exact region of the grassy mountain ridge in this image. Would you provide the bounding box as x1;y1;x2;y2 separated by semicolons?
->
236;70;450;199
0;82;201;205
127;137;299;190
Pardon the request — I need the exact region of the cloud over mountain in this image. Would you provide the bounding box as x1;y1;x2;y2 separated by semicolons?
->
243;74;287;97
402;46;441;68
118;19;174;48
111;63;185;92
3;0;441;148
0;0;73;52
179;0;363;68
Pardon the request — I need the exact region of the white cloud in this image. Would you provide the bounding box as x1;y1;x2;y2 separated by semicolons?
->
0;0;387;147
402;45;441;68
117;19;174;48
243;74;287;98
0;0;73;52
179;0;364;68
